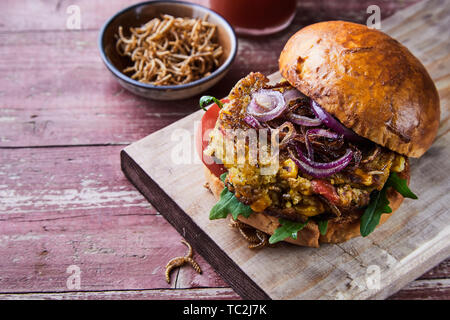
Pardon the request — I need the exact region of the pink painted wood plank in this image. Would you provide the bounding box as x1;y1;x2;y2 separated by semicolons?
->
0;146;150;214
0;288;240;300
0;0;421;147
0;210;173;292
0;210;228;292
0;146;227;292
1;279;448;300
0;0;419;32
388;279;450;300
0;0;208;32
1;278;448;300
418;259;450;280
0;30;274;147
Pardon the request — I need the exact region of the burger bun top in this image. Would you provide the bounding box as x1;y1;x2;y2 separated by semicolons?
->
279;21;440;157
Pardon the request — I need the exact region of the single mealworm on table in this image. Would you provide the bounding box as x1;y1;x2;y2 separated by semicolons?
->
165;239;202;284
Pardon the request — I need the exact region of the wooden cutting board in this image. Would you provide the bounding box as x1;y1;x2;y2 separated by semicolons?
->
121;0;450;299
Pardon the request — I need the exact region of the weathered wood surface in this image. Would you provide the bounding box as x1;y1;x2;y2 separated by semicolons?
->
0;0;419;32
0;0;422;147
122;0;450;299
0;0;448;300
0;288;240;300
0;146;227;292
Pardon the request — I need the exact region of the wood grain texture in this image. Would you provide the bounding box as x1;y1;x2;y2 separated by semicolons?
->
0;0;420;32
0;0;421;147
121;0;450;299
388;279;450;300
0;287;240;300
0;146;227;292
0;0;448;300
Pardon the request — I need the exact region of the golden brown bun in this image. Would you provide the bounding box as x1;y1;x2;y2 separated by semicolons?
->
204;165;406;247
279;21;440;158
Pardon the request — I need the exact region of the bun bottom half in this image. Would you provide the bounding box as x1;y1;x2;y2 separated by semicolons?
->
204;165;405;247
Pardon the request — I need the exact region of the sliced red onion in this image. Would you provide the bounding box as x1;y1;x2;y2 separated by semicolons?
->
283;89;322;126
310;100;365;143
307;128;341;140
287;113;322;127
288;145;353;178
305;129;341;160
243;115;262;129
247;89;286;122
300;145;353;169
283;89;304;104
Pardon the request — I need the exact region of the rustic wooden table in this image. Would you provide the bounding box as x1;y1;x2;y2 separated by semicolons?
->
0;0;448;300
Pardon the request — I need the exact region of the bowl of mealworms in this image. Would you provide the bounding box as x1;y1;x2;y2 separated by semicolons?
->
99;0;237;100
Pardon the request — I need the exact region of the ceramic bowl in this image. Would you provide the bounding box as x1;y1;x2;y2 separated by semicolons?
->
99;0;237;100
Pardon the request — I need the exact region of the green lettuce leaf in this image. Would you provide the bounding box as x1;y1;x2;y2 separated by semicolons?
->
219;172;227;183
209;172;253;220
360;171;418;237
317;220;328;236
360;187;392;237
199;95;223;111
386;172;418;199
269;218;309;244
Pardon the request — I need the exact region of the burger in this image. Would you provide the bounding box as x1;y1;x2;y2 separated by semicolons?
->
197;21;440;248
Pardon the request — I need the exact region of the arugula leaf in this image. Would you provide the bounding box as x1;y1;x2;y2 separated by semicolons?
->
386;172;418;199
209;172;253;220
220;172;227;183
360;171;418;237
199;95;223;111
317;220;328;236
269;218;309;244
360;187;392;237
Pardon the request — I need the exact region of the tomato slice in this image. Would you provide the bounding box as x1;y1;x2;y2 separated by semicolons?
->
196;99;229;178
310;179;341;205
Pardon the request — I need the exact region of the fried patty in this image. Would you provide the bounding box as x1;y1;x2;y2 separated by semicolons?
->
205;72;407;222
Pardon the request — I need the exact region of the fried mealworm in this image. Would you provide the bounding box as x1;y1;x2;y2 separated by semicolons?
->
229;219;260;243
165;256;186;284
362;146;380;163
248;230;269;249
229;218;270;249
184;257;202;274
164;240;202;284
229;219;251;232
181;239;193;258
239;227;260;243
